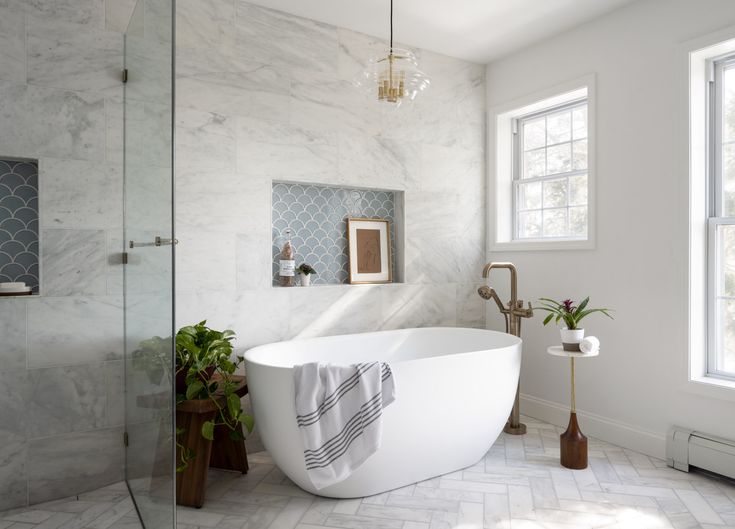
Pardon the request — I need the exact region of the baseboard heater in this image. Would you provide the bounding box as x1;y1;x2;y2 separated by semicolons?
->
667;426;735;480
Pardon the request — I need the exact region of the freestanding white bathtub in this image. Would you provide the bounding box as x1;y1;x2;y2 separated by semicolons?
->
243;327;521;498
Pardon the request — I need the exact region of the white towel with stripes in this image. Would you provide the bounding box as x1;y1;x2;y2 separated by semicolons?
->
293;362;396;489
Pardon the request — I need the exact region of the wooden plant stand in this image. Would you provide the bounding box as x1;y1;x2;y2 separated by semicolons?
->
176;375;249;508
547;346;598;470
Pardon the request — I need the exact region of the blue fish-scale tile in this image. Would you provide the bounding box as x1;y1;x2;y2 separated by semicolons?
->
0;173;24;191
13;162;38;180
14;185;38;203
0;263;25;278
271;182;396;285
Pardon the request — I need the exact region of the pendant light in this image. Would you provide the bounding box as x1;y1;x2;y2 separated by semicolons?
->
354;0;430;106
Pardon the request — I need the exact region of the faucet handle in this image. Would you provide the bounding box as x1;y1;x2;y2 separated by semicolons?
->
512;300;534;318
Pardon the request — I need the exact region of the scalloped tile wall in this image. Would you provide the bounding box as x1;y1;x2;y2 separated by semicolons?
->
0;160;39;291
271;183;397;285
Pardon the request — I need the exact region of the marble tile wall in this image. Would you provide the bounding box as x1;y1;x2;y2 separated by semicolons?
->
0;0;134;511
175;0;488;430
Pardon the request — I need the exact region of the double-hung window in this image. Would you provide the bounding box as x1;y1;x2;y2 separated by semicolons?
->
513;99;588;240
708;53;735;379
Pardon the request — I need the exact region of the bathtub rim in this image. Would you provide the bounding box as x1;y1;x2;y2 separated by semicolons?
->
243;326;522;370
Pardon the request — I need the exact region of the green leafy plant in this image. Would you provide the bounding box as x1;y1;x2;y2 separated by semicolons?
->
297;263;316;275
131;335;172;385
175;321;254;472
537;297;613;330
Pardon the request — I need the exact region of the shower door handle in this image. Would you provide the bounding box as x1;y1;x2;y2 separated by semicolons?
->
129;236;178;248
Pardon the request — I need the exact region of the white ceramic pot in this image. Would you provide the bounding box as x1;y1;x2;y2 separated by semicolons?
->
300;273;311;287
560;328;584;351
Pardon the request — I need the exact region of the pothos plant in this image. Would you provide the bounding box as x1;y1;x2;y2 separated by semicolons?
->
537;297;613;329
175;321;254;472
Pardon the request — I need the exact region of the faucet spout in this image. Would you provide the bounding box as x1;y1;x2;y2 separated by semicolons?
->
481;262;518;304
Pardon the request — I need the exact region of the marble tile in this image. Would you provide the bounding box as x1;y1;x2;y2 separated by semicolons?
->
0;430;27;511
290;75;380;137
28;427;124;505
175;228;237;292
337;135;420;190
8;416;735;529
0;369;30;437
177;67;290;122
27;296;123;367
234;2;338;76
28;86;106;161
39;159;123;230
176;288;291;352
104;0;138;33
176;0;234;50
105;97;123;165
27;17;123;95
336;28;387;83
104;361;124;428
124;100;172;169
238;141;337;181
0;82;31;156
25;0;105;27
419;144;484;194
380;284;456;330
26;364;107;437
234;114;338;180
123;35;172;106
456;283;488;328
288;284;383;339
176;108;237;172
236;233;272;290
176;170;266;233
0;6;26;83
0;298;27;370
41;229;107;296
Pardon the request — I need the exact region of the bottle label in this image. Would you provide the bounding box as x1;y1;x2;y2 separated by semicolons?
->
279;260;295;277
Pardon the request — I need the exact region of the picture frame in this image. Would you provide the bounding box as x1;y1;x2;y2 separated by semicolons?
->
346;218;392;284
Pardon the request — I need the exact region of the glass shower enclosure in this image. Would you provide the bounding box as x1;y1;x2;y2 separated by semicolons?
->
123;1;175;528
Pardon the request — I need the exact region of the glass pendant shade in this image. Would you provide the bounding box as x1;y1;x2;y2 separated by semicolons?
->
355;47;430;106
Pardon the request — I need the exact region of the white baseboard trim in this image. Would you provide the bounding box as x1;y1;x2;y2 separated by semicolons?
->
520;393;667;459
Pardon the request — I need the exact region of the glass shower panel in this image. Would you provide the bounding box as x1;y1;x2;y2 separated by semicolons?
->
123;0;175;527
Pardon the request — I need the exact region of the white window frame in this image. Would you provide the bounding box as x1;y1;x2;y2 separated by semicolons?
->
687;29;735;400
488;74;596;252
706;55;735;380
511;99;589;242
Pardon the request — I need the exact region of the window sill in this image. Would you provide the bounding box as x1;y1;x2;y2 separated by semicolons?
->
683;375;735;403
490;238;595;252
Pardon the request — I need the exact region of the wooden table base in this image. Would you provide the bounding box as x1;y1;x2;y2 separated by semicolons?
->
560;412;588;469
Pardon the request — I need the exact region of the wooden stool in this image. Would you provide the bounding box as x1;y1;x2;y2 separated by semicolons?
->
176;375;249;508
547;346;598;470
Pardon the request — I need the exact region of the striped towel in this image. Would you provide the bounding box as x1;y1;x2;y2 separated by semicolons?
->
293;362;396;489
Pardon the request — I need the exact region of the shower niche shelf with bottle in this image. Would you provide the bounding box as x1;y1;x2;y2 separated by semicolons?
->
271;182;405;287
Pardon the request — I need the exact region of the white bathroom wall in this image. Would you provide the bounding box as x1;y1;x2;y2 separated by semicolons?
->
486;0;735;457
175;2;487;351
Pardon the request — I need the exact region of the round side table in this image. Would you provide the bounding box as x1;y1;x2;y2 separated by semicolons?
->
547;345;599;470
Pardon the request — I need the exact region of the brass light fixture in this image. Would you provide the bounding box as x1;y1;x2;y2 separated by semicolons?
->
354;0;430;106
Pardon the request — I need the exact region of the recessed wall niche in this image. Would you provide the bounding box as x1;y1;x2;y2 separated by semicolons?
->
272;182;404;286
0;158;39;293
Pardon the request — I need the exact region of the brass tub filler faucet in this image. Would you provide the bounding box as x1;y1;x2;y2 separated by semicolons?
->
478;262;533;435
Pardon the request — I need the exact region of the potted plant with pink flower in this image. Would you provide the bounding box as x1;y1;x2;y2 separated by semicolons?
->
538;297;613;351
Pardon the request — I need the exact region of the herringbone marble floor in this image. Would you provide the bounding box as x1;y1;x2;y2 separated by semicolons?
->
4;417;735;529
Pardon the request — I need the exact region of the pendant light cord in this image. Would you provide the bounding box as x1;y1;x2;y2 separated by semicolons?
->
389;0;393;52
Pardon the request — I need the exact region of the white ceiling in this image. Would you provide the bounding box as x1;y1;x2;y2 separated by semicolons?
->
246;0;638;63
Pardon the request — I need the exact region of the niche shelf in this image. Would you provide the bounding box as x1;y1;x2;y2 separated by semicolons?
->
271;182;404;287
0;158;39;296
